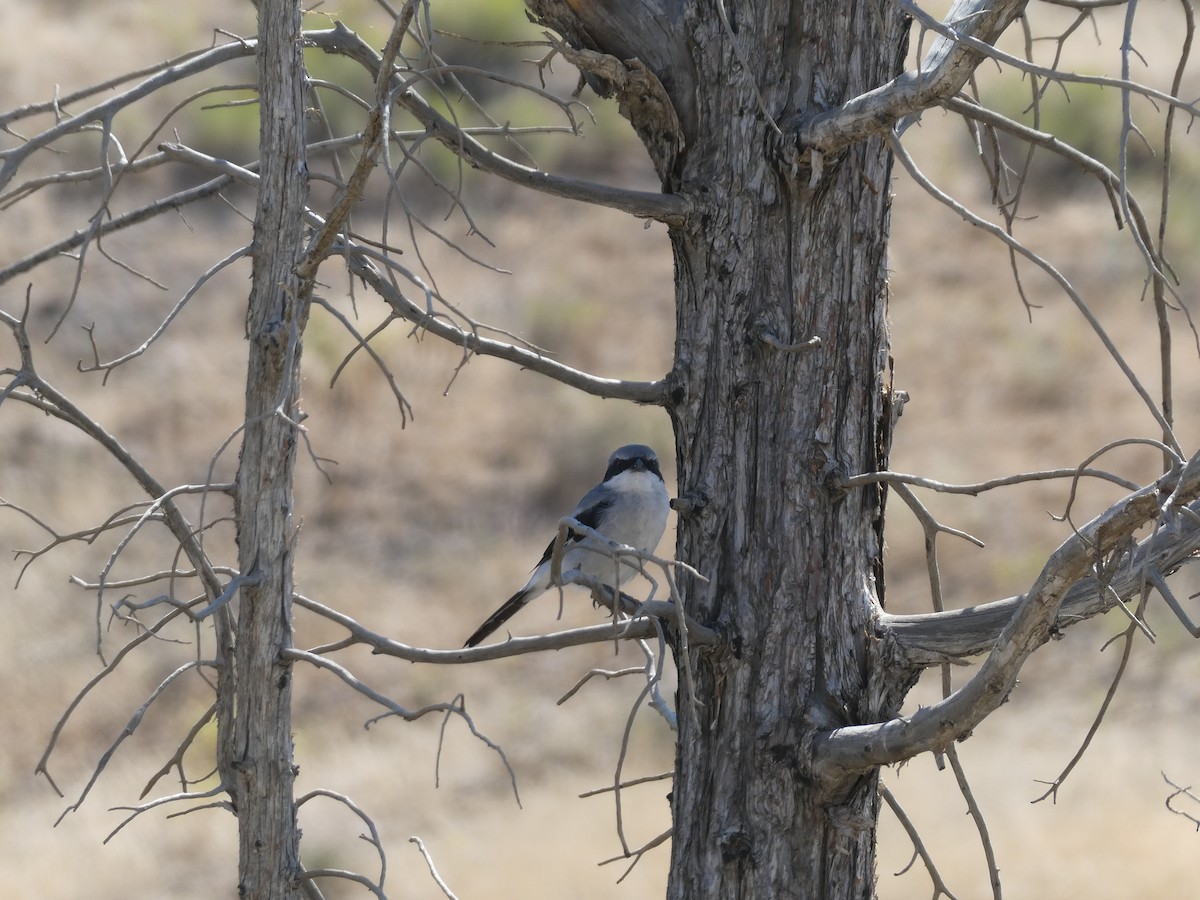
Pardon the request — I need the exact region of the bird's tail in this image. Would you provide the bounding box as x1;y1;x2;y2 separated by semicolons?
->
464;587;535;648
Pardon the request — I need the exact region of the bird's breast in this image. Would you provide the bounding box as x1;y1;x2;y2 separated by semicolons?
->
590;472;669;552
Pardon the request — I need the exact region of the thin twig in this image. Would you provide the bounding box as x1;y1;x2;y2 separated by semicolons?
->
944;745;1001;899
298;788;389;895
890;133;1179;452
284;648;520;804
881;785;959;899
55;660;217;823
105;783;228;844
1032;589;1150;804
409;836;459;900
1163;773;1200;831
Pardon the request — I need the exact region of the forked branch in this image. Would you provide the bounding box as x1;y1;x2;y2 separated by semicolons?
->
815;455;1200;777
795;0;1027;156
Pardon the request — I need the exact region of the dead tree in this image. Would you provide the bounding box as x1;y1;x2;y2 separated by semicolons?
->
2;1;1198;897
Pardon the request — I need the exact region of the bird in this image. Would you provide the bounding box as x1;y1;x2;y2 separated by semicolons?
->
464;444;670;648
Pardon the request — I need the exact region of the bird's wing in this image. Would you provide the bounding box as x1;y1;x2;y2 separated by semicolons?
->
530;486;614;568
465;485;621;647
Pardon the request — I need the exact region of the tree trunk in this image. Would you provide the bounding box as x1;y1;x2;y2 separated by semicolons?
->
664;9;909;898
232;0;309;896
529;2;909;896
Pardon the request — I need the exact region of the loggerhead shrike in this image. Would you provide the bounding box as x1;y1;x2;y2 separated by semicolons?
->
464;444;670;648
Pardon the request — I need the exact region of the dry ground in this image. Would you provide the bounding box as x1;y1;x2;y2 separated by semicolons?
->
2;2;1200;898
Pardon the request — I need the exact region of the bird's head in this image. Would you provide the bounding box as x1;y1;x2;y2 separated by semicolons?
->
603;444;664;482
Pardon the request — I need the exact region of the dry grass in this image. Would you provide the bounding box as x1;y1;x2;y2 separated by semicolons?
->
3;2;1200;898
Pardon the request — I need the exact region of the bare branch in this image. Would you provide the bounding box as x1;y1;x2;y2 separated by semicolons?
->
140;703;218;799
3;490;228;592
578;771;673;799
890;134;1179;451
1150;1;1195;460
147;140;663;406
881;785;960;899
78;246;251;378
300;588;718;661
305;24;691;225
615;634;671;855
89;483;237;629
298;789;389;897
885;487;1200;667
0;39;255;192
69;565;237;592
311;299;413;425
558;665;645;705
597;827;672;883
0;149;170;209
943;745;1001;899
1163;774;1200;831
0;173;239;287
55;660;217;823
297;8;414;282
298;868;385;899
343;249;668;404
409;836;459;900
795;0;1027;155
1148;569;1200;637
893;481;985;554
1032;589;1148;804
104;783;228;844
283;647;520;799
36;604;193;795
815;457;1200;776
798;0;1198;174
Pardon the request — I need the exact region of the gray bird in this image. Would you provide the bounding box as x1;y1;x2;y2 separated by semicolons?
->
464;444;670;648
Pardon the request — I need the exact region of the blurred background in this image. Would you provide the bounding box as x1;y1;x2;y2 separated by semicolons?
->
2;1;1200;897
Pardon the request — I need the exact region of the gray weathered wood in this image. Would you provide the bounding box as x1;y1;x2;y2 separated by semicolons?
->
232;0;310;896
658;5;909;895
528;1;910;896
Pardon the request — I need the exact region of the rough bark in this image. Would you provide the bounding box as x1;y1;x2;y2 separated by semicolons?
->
530;2;908;897
664;12;908;900
231;0;309;896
